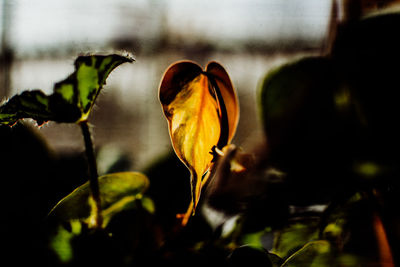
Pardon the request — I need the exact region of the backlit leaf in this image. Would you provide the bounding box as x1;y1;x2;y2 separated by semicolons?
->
48;172;149;228
0;54;133;125
159;61;239;216
206;62;239;144
0;90;57;125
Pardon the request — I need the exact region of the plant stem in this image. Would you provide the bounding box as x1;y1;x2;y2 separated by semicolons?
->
80;120;103;228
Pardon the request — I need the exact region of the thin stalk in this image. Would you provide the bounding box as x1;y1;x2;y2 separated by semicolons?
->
80;121;103;228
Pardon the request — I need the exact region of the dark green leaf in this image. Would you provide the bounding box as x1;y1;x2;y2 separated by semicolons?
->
280;240;332;267
0;54;133;125
50;220;82;263
257;56;361;205
268;252;284;267
258;56;336;143
48;172;149;228
228;246;274;267
272;218;319;259
0;90;56;125
332;12;400;161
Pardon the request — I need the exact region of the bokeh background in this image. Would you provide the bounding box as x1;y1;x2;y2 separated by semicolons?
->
0;0;332;169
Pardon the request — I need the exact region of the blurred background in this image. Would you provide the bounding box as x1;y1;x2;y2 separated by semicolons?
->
0;0;333;170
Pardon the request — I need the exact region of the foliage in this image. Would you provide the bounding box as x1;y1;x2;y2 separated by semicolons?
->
1;8;400;267
159;61;239;224
0;54;133;125
48;172;150;228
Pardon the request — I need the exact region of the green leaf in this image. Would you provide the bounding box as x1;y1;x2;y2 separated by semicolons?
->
0;54;133;125
272;218;319;259
48;172;149;228
0;90;56;125
258;56;335;140
257;56;363;204
240;230;267;249
50;220;82;263
281;240;332;267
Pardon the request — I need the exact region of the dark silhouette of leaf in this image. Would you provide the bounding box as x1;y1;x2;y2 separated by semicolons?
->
332;11;400;162
0;90;57;125
227;246;274;267
0;54;133;125
257;56;361;205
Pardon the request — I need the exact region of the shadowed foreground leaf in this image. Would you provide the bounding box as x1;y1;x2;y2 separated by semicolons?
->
0;54;133;125
281;240;332;267
48;172;149;228
258;56;337;149
159;61;239;220
273;218;319;259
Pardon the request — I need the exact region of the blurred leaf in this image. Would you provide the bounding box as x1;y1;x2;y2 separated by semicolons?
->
159;61;239;214
142;151;191;228
257;56;364;205
354;161;381;177
268;252;284;267
280;240;332;267
273;218;319;259
238;229;285;267
259;57;329;124
323;221;345;242
332;12;400;161
352;161;393;181
0;54;133;125
48;172;149;228
206;145;255;212
141;196;156;214
337;254;363;267
240;230;267;249
50;220;82;263
228;246;274;267
101;195;156;226
257;56;338;151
